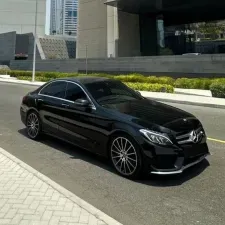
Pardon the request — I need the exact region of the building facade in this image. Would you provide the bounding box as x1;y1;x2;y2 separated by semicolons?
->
63;0;78;36
76;0;225;58
0;0;46;35
50;0;64;35
50;0;78;36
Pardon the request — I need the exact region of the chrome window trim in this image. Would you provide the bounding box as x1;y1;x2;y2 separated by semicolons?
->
38;79;96;110
38;80;67;98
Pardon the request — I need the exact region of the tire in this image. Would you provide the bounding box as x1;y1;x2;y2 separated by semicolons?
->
109;134;143;179
26;111;42;140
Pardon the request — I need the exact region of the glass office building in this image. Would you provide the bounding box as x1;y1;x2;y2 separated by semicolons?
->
77;0;225;58
50;0;77;36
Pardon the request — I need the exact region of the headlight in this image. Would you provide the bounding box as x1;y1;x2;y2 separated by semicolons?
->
140;129;173;146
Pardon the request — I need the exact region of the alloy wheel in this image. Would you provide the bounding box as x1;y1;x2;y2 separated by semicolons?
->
27;113;40;139
111;137;138;176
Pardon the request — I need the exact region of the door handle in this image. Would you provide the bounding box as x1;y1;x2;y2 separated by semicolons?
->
62;103;69;107
37;99;44;102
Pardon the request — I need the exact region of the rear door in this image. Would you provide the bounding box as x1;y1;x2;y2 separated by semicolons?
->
37;81;67;135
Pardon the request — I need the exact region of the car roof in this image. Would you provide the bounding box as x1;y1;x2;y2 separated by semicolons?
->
55;76;111;85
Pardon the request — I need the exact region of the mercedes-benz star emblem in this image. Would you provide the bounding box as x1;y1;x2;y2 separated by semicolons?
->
189;130;199;143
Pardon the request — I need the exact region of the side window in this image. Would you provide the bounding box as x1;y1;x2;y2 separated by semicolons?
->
65;83;87;102
40;81;67;98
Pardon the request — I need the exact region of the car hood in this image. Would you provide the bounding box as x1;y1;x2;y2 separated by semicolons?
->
104;99;200;132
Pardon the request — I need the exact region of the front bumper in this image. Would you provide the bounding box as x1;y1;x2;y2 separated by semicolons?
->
20;104;27;125
150;153;210;175
140;136;210;175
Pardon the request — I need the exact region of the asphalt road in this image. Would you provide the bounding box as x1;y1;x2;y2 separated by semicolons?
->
0;82;225;225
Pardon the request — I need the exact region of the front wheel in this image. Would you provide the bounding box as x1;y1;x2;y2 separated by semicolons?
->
110;135;142;179
26;111;41;140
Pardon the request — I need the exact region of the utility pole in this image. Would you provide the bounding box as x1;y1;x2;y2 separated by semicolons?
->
85;45;88;75
32;0;38;82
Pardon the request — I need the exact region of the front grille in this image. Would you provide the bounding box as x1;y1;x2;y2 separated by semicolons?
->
176;127;205;145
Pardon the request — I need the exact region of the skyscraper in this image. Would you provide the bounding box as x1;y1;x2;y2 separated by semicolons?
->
50;0;64;35
63;0;78;36
50;0;77;36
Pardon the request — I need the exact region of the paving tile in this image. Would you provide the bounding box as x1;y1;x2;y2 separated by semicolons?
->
0;148;121;225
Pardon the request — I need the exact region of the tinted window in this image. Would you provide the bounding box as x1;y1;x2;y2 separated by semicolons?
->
40;81;66;98
65;83;87;102
85;80;142;104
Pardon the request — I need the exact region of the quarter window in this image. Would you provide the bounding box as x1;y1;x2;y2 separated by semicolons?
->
40;81;67;98
65;82;87;102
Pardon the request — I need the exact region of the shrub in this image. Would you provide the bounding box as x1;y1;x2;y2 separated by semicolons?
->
147;76;175;85
114;74;175;85
124;82;174;93
113;74;146;83
210;82;225;98
175;78;212;90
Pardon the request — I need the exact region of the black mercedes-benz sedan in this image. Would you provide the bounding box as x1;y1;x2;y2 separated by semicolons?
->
20;77;210;179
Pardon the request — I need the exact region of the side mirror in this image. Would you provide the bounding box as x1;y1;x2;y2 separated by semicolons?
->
74;98;90;107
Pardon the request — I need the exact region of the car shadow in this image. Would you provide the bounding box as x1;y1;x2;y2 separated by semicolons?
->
18;128;115;173
18;128;210;187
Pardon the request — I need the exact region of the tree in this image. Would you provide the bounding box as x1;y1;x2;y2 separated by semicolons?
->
198;22;225;39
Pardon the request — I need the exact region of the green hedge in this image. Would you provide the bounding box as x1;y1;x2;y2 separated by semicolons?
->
2;69;225;97
125;82;174;93
175;78;225;90
210;83;225;98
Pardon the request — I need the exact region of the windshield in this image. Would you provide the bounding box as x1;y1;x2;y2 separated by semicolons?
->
85;80;143;105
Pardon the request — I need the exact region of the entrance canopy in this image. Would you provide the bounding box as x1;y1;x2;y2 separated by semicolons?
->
105;0;225;25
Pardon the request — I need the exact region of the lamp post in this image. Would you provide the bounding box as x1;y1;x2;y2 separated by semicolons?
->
32;0;38;82
85;45;88;75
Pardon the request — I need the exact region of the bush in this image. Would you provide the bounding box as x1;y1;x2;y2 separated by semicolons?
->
114;74;175;85
147;76;175;85
210;82;225;98
124;82;174;93
3;69;225;93
175;78;212;90
113;74;146;83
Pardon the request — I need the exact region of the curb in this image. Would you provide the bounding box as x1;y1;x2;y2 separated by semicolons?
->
0;78;44;87
148;97;225;109
0;147;122;225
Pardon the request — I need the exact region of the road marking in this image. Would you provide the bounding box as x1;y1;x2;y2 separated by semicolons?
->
207;137;225;144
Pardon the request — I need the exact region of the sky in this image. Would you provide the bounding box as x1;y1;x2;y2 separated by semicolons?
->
45;0;50;35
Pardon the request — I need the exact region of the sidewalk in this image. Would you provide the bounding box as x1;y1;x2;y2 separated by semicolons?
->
1;77;225;109
0;147;122;225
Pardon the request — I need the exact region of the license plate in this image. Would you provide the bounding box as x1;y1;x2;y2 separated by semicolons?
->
183;143;209;158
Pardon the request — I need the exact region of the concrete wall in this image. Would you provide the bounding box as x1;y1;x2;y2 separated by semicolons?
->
0;0;46;35
9;54;225;77
76;0;107;58
0;32;16;61
10;59;78;72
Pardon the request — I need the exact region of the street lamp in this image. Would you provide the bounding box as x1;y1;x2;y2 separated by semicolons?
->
32;0;38;82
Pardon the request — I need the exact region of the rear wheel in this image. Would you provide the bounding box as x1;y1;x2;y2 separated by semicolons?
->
110;134;142;179
26;111;41;140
